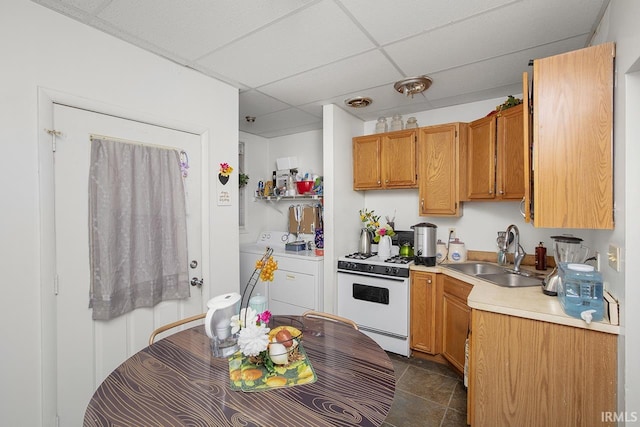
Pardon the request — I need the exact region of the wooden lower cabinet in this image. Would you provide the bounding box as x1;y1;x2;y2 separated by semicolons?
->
410;271;442;354
441;275;472;372
469;309;617;427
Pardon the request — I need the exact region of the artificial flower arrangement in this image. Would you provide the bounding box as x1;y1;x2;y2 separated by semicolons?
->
373;224;396;243
233;250;302;374
218;162;234;185
219;162;234;176
359;208;380;231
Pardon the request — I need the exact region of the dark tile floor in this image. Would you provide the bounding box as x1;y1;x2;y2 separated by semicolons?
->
383;353;468;427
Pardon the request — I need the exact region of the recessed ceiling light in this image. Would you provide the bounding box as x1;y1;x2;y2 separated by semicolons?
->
245;116;256;123
394;76;433;98
345;96;373;108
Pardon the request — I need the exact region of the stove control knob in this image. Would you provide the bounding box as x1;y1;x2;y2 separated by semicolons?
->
367;265;376;272
384;267;392;274
392;267;399;275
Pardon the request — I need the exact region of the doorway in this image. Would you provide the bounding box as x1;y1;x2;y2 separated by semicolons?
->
38;92;209;426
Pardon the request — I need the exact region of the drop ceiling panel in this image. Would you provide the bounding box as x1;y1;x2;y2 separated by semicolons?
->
385;0;601;77
239;90;291;118
340;0;515;45
196;0;376;87
258;50;403;106
97;0;314;60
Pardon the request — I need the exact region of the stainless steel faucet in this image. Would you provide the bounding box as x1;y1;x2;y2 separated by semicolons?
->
502;224;526;272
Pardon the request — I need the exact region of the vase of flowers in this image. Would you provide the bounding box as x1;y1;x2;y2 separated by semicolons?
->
219;162;233;185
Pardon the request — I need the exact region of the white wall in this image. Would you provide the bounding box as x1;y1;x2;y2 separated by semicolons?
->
590;0;640;417
239;131;269;244
1;1;238;426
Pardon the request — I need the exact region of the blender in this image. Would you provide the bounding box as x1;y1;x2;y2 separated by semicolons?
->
542;235;593;296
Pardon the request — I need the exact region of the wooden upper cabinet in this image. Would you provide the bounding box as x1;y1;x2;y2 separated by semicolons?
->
417;123;468;216
353;135;381;189
531;42;615;229
467;104;524;201
353;129;417;190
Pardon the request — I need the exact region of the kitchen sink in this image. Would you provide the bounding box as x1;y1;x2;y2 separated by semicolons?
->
445;262;506;276
476;272;543;288
445;262;544;288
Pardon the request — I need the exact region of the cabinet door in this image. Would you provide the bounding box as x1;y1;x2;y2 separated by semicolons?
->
353;135;381;189
496;103;525;200
470;310;617;427
417;123;467;216
441;276;471;373
409;271;441;354
382;130;417;188
467;115;496;199
533;42;614;229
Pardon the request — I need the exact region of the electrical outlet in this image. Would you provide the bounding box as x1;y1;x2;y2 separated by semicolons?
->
448;227;456;240
608;244;621;272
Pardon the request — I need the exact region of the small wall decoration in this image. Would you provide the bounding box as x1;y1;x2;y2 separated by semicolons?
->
219;162;233;185
217;162;233;206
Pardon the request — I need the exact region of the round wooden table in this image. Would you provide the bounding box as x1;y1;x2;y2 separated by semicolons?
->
84;315;396;426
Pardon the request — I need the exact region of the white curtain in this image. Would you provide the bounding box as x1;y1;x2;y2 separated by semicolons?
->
88;137;189;321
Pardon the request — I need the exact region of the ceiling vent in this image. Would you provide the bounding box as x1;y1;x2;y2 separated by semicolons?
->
394;76;433;97
345;96;373;108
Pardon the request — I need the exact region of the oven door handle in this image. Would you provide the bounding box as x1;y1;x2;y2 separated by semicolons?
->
337;270;407;282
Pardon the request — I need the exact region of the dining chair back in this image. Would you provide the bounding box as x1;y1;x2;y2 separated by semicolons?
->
302;310;359;330
149;313;206;345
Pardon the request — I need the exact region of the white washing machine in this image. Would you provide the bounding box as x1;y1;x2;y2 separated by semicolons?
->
239;231;324;315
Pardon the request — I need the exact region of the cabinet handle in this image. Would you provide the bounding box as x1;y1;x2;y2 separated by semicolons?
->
499;189;504;195
286;274;296;280
421;199;424;212
385;179;389;183
427;279;432;284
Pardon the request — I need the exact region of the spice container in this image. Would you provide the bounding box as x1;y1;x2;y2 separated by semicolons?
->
535;242;547;270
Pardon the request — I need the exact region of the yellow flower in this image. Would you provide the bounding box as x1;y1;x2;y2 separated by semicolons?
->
219;162;233;177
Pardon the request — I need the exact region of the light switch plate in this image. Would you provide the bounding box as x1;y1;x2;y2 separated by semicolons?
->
608;244;621;272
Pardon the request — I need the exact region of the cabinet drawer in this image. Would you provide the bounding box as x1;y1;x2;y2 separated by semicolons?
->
443;276;472;301
269;269;316;309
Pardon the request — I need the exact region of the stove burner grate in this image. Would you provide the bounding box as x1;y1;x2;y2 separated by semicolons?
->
345;252;376;260
384;256;412;264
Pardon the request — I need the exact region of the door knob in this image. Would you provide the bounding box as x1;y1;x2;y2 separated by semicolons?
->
190;277;203;288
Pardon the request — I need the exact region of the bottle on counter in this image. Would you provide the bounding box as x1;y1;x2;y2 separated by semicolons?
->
557;263;603;323
535;242;547;270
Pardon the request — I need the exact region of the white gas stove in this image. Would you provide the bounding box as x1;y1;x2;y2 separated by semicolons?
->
337;250;413;357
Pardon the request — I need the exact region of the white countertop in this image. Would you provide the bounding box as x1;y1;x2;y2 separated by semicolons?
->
411;263;620;335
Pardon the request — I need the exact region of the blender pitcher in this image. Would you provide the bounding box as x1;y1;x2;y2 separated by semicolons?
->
542;235;593;296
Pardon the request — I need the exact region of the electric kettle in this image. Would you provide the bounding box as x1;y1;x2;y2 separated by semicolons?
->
205;292;241;356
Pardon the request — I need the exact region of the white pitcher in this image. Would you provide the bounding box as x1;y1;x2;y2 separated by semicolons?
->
205;292;241;357
378;235;392;259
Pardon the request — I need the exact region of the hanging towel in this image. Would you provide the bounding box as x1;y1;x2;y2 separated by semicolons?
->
88;138;189;321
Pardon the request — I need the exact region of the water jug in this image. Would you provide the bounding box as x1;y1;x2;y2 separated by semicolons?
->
557;263;604;323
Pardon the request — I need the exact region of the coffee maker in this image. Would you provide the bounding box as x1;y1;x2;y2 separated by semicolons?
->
542;235;593;296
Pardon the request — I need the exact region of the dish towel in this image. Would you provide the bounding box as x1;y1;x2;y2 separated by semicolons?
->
88;137;189;321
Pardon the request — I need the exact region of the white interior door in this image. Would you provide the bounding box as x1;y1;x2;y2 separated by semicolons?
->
52;104;204;426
